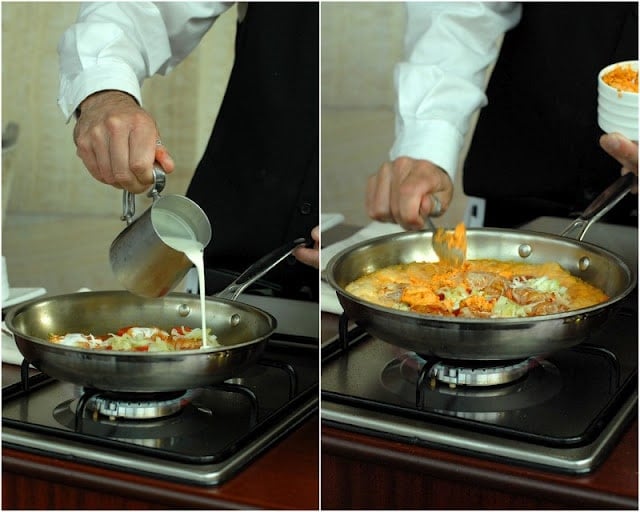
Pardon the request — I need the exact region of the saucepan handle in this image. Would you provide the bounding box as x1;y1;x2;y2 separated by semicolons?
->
560;172;637;240
215;238;309;301
120;165;167;225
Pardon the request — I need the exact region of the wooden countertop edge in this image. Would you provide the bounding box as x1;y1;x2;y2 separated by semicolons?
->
322;424;638;510
3;415;319;510
2;449;248;510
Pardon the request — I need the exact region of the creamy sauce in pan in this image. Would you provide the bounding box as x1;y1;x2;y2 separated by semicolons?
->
346;259;609;318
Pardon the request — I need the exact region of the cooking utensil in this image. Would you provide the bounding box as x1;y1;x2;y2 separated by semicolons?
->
433;224;466;266
110;166;212;298
4;238;308;392
425;214;466;266
325;174;637;360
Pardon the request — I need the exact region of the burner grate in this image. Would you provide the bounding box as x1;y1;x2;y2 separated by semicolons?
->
417;356;537;388
80;390;193;421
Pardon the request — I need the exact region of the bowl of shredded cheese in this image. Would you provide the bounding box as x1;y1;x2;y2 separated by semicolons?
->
597;60;638;141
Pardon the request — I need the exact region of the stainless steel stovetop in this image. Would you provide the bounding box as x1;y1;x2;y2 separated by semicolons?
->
321;217;638;474
2;294;318;486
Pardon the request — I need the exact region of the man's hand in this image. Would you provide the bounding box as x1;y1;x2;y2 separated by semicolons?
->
366;157;454;230
293;226;319;269
73;90;175;193
600;133;638;193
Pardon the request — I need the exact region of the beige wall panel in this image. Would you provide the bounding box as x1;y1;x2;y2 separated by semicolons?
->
321;2;404;228
321;109;395;226
2;3;82;214
321;2;404;108
3;215;123;293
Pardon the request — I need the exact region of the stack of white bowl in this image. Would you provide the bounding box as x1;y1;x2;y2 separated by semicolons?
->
597;60;638;142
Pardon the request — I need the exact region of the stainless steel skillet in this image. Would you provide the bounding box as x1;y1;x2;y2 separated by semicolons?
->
4;238;308;392
325;174;637;361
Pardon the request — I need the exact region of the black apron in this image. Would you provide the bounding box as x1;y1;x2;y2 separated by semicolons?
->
186;2;318;300
463;2;638;228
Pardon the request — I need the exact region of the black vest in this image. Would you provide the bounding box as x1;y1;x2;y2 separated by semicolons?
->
186;2;318;300
463;2;638;227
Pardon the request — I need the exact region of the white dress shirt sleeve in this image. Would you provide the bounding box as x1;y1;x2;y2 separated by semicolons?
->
57;1;235;121
389;2;522;179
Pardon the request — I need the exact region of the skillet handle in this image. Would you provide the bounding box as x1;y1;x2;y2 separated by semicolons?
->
214;238;309;301
560;173;637;240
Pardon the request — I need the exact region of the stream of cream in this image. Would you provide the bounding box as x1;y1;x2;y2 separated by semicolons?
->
154;210;210;347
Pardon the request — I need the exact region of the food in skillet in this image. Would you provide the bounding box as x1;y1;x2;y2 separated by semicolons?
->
48;326;219;351
345;223;609;318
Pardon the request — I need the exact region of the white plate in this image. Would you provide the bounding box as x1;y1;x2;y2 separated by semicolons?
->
3;287;47;308
321;213;345;232
2;329;25;365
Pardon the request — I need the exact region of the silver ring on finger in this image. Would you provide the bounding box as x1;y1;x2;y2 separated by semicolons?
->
430;194;442;217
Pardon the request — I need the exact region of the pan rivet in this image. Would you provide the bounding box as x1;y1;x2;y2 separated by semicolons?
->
230;314;241;327
518;244;532;258
177;304;191;317
578;257;590;271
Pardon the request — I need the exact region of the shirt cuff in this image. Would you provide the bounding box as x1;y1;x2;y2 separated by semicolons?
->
389;118;464;181
57;62;142;122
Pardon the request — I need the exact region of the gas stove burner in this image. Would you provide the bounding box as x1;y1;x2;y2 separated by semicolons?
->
82;390;194;420
419;356;538;388
380;351;563;416
53;392;214;450
401;353;538;388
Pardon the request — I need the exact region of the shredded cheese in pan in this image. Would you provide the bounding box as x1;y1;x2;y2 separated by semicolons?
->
48;326;219;351
345;260;608;319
